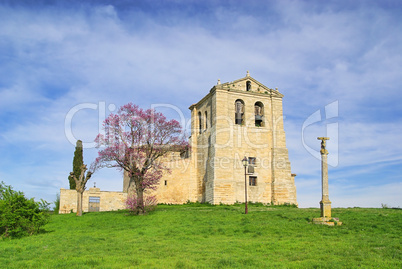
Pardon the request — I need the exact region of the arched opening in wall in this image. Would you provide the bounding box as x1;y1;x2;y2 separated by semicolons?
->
204;111;208;130
198;111;202;134
235;99;245;125
254;101;264;127
246;81;251;91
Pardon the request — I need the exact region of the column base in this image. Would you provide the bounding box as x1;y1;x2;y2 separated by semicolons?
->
320;200;332;218
312;217;342;226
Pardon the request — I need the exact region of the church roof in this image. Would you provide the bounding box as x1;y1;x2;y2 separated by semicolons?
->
214;71;284;98
190;71;284;110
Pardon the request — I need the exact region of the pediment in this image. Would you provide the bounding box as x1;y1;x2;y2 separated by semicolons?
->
216;72;284;98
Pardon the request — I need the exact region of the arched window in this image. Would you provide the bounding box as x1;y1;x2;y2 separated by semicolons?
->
246;81;251;91
198;112;202;134
204;111;208;130
254;102;264;127
235;99;245;125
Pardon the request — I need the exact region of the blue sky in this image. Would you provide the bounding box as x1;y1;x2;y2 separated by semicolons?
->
0;0;401;208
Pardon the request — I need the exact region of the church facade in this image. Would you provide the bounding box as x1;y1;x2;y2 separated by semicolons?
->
124;72;297;205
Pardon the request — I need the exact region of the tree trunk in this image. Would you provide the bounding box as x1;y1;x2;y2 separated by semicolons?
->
136;186;144;214
77;191;83;216
129;175;145;214
131;175;145;214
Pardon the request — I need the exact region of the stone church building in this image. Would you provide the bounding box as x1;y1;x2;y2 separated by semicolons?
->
59;72;297;213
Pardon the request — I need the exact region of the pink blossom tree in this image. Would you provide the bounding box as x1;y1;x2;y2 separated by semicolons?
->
94;103;188;214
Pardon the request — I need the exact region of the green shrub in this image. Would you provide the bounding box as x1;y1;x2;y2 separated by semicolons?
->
53;193;60;215
0;182;50;239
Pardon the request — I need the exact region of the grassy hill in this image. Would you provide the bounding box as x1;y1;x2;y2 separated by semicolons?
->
0;204;401;268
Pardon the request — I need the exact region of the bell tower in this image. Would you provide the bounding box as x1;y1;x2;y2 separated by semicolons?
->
189;71;297;205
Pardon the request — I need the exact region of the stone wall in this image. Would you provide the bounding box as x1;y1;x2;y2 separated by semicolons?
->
59;188;127;214
154;156;193;204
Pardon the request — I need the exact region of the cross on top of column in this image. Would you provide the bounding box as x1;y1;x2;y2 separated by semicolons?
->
317;137;329;155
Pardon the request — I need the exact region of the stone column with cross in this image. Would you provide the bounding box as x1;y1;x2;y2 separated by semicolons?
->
318;137;331;219
313;137;342;225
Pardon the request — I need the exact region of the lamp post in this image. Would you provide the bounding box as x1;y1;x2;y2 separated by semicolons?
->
242;156;248;214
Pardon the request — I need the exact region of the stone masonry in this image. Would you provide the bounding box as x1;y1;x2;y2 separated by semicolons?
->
59;188;127;214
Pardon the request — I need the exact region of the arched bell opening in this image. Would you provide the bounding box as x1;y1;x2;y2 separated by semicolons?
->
254;101;264;127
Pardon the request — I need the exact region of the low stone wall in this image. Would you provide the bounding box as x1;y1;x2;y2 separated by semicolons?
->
59;188;128;214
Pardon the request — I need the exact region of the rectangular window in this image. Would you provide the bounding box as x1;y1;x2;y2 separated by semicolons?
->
198;112;202;134
249;176;257;186
89;196;100;203
248;157;256;165
180;149;189;159
205;111;208;130
164;180;167;186
88;196;100;212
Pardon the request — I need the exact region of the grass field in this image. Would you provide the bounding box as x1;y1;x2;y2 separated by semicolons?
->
0;204;401;268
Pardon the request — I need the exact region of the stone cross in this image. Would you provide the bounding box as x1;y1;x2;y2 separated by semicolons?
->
317;137;331;218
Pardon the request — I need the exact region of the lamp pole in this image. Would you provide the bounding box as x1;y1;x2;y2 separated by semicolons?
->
242;156;248;214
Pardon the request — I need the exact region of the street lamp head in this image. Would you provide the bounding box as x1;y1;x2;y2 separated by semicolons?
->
242;156;248;167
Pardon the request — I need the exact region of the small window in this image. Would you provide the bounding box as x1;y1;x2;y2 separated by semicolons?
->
235;99;245;125
246;81;251;91
248;157;256;174
204;111;208;130
248;157;256;166
89;196;100;203
198;112;202;134
249;176;257;186
180;149;189;159
164;180;167;186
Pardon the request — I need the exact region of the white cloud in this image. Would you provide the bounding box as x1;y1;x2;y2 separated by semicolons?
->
0;1;400;207
331;182;402;208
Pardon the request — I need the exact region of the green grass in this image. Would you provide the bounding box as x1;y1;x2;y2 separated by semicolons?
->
1;204;401;268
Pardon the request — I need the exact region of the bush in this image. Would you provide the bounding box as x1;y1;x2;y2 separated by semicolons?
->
0;182;50;239
126;194;157;215
53;193;60;215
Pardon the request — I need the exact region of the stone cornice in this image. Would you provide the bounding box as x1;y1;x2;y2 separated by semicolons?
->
215;75;284;98
215;87;283;99
189;88;215;111
189;75;284;111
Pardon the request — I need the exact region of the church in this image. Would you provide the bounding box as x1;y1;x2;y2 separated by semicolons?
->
59;72;297;213
124;71;297;205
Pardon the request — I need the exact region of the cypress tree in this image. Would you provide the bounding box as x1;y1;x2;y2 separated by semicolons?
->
70;140;83;189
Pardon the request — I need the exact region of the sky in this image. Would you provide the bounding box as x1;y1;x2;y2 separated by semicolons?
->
0;0;401;208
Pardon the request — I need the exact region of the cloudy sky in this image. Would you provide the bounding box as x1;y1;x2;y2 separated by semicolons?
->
0;0;401;208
